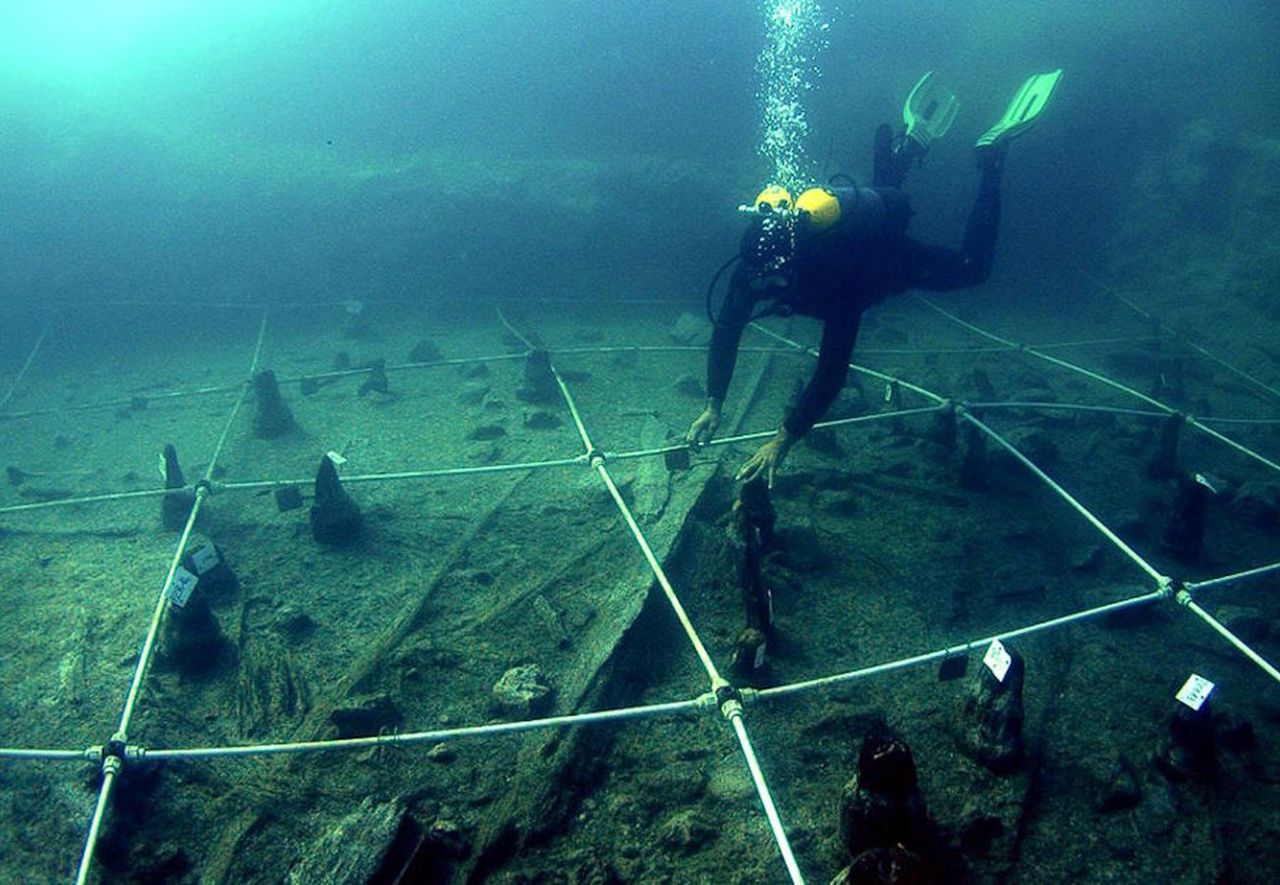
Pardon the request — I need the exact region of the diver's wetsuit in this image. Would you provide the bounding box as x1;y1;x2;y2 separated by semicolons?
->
708;154;1003;439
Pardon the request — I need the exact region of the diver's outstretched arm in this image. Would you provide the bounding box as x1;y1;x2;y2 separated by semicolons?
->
782;314;859;439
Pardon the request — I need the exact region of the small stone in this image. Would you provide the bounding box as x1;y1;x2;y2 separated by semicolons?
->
1155;701;1215;782
1097;755;1142;812
830;385;869;419
458;383;490;406
658;809;716;855
1229;482;1280;525
664;448;690;472
1215;711;1256;752
275;485;305;512
669;312;707;345
467;424;507;441
425;819;469;861
408;339;444;363
673;373;705;398
1070;545;1103;572
469;444;503;464
524;410;562;430
491;664;553;719
277;608;316;642
1214;605;1270;644
427;743;456;763
330;694;402;739
1113;509;1147;539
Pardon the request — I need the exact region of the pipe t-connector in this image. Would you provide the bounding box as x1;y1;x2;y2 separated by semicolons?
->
105;732;127;762
715;683;744;721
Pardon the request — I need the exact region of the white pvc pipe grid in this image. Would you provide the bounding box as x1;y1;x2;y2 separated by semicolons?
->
75;309;269;885
0;302;1267;881
0;314;53;410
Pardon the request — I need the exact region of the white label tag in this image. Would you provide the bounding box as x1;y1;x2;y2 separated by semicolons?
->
1176;673;1215;711
883;382;893;403
1193;473;1218;494
325;450;347;467
753;640;767;671
167;567;199;608
189;543;220;576
983;639;1012;682
766;588;774;625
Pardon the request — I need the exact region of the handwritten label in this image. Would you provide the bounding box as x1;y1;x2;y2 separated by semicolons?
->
189;543;220;576
167;567;198;608
983;639;1012;682
1176;673;1215;711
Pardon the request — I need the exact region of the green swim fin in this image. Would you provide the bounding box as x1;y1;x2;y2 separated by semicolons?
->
902;71;959;152
976;69;1063;148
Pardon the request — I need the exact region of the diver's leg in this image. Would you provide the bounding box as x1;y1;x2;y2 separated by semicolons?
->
962;146;1004;279
903;150;1004;291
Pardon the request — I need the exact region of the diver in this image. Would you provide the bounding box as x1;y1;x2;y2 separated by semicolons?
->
687;71;1063;487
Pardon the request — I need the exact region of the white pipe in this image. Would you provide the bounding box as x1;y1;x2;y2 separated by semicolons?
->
1185;560;1280;594
728;712;805;884
755;590;1165;702
1180;595;1280;684
0;314;53;410
143;696;711;761
75;765;118;885
77;309;269;885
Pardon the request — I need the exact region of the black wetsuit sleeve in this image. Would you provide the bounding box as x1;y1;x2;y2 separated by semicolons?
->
901;158;1002;291
707;268;756;404
784;313;860;438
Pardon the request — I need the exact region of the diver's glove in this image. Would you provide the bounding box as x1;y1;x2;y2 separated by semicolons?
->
686;399;722;448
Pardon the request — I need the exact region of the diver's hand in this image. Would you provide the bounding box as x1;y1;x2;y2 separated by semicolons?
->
736;427;795;489
686;399;723;448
